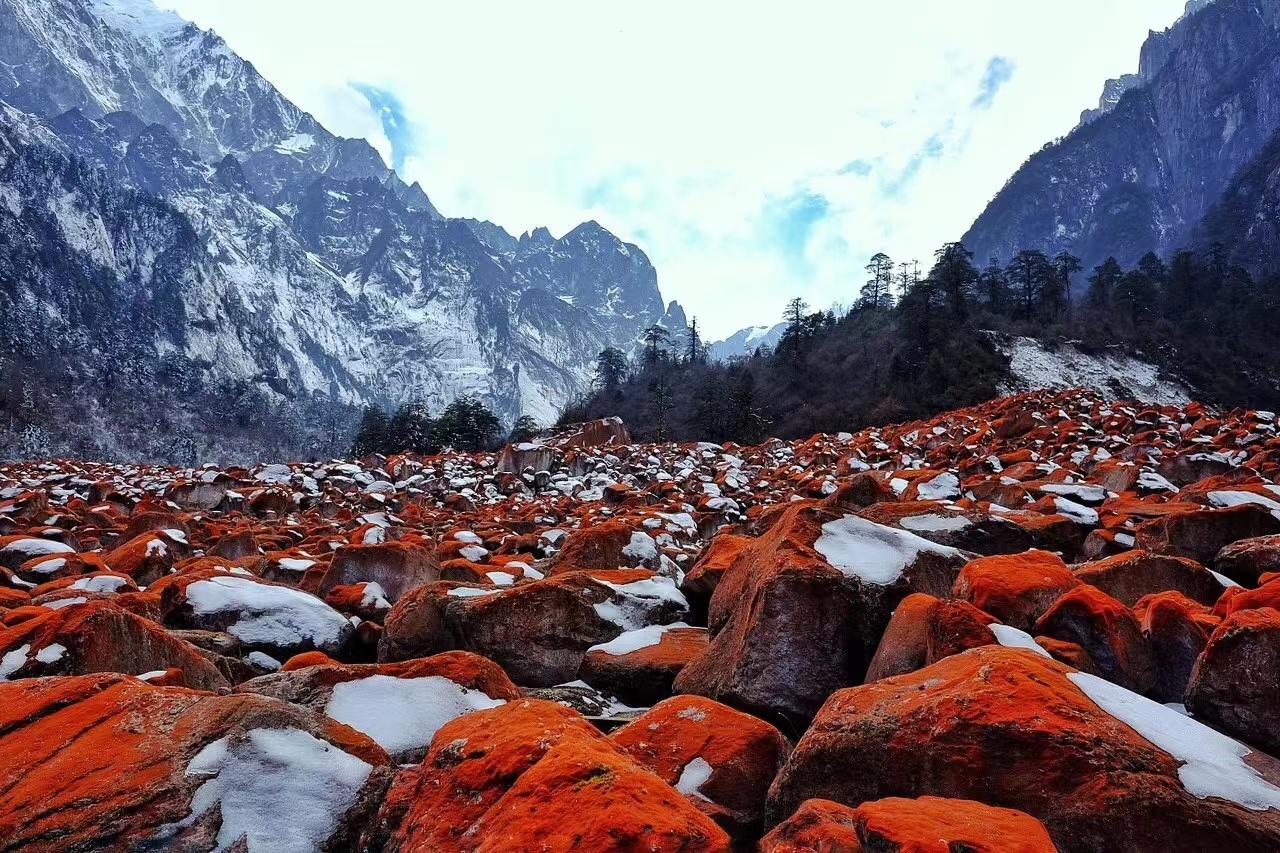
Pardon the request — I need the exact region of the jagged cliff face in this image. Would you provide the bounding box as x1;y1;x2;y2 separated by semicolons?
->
964;0;1280;276
0;0;681;430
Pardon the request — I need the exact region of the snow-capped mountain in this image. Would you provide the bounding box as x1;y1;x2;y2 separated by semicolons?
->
0;0;683;448
707;323;787;362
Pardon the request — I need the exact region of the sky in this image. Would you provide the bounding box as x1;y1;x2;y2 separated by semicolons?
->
160;0;1190;338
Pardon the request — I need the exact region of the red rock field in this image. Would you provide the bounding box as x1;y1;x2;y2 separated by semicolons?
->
4;390;1280;852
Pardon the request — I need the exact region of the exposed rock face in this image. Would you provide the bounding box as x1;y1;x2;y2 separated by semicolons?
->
1186;608;1280;756
0;0;684;457
965;0;1280;277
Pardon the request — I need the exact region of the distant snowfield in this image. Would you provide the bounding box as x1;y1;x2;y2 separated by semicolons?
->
995;334;1192;406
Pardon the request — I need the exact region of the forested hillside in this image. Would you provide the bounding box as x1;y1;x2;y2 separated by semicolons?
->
563;241;1280;443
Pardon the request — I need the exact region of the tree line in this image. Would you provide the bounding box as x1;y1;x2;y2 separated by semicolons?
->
560;240;1280;443
351;395;531;457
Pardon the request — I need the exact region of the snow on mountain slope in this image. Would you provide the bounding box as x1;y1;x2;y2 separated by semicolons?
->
994;334;1191;406
708;323;787;362
0;0;683;440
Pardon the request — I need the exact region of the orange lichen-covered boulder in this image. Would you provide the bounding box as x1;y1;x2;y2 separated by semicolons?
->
1073;550;1225;607
611;695;792;841
864;593;997;682
0;673;390;851
104;531;184;585
1221;575;1280;615
680;533;752;620
1033;584;1156;694
675;505;965;727
551;520;660;574
237;651;520;761
1213;534;1280;586
379;570;688;687
0;600;229;691
366;698;729;852
759;796;1057;853
577;624;707;705
765;646;1280;853
1134;591;1217;703
1136;504;1280;565
952;550;1080;632
320;540;441;602
1186;608;1280;756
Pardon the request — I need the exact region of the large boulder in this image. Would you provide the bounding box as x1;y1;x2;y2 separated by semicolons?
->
864;592;997;682
1214;534;1280;587
578;623;707;705
236;651;520;762
1074;551;1225;608
1136;504;1280;565
765;646;1280;853
552;520;661;574
379;570;688;686
952;550;1080;632
366;698;729;852
1186;608;1280;756
611;695;792;841
0;674;389;851
0;600;228;691
158;571;354;660
1033;584;1156;694
760;796;1057;853
1135;591;1217;703
675;505;966;728
680;533;752;621
319;540;441;602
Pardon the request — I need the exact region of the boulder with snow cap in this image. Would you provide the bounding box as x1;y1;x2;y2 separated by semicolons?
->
379;569;689;686
319;540;441;602
952;550;1080;632
236;651;520;761
164;475;236;511
0;673;389;851
765;646;1280;853
0;600;228;691
0;536;76;572
157;570;354;659
366;698;729;852
1186;608;1280;756
675;504;967;727
858;502;1036;555
105;531;185;585
551;519;663;574
578;623;707;705
759;796;1058;853
611;694;791;841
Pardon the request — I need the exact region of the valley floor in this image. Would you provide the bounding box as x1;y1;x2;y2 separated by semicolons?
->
2;388;1280;850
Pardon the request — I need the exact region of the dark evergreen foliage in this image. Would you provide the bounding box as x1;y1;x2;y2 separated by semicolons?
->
562;239;1280;443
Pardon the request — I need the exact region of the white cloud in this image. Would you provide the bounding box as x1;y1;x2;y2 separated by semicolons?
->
159;0;1189;336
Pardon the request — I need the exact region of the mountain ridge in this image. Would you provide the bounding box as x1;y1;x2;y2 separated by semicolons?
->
0;0;684;460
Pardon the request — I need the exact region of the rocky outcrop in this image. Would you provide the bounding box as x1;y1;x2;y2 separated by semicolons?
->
965;0;1280;277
